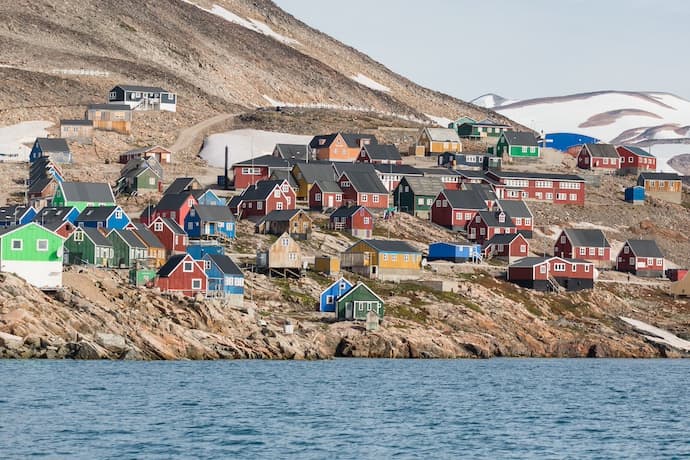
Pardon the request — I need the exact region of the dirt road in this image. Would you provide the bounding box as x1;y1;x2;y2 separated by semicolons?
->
168;112;236;154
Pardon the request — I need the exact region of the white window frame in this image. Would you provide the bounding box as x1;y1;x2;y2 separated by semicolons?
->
11;239;22;250
154;222;163;232
191;279;202;290
36;239;49;251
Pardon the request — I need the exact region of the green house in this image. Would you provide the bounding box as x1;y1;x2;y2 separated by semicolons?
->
0;222;65;289
115;157;163;196
490;131;540;159
64;227;113;267
447;116;477;131
52;181;116;212
107;229;148;268
457;119;510;139
393;176;444;219
336;282;385;321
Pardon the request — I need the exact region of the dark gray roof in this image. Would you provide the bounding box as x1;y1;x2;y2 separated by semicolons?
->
192;205;235;222
476;210;515;228
164;178;200;195
332;162;377;176
482;233;523;248
60;119;93;126
76;206;119;222
269;170;298;190
155;193;193;211
456;169;487;179
475;118;509;128
113;229;147;249
583;143;618;158
80;227;112;247
360;239;420;253
274;144;309;160
362;144;402;161
294;163;336;183
234;154;291;168
35;138;70;153
120;157;163;179
487;170;585;182
236;180;285;201
620;146;655;158
115;84;169;93
0;206;32;224
87;104;132;111
625;239;663;258
314;180;342;193
159;217;186;235
496;199;532;219
256;209;303;225
509;256;591;268
398;176;444;196
207;254;243;276
418;168;461;177
502;131;538;147
133;224;165;248
463;183;497;203
341;171;388;194
373;164;423;176
310;133;378;149
563;228;610;248
60;182;115;203
442;190;487;210
330;205;371;219
157;254;187;277
28;176;54;195
638;172;681;181
33;207;75;224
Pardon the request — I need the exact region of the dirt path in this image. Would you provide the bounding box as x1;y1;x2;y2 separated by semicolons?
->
168;112;237;154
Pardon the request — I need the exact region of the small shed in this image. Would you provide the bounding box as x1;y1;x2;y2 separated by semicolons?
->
624;186;645;204
129;267;157;287
314;255;340;275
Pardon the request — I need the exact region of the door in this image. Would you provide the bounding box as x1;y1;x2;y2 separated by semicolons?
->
345;302;354;320
327;195;334;208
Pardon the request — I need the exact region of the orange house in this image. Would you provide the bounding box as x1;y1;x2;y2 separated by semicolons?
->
309;132;378;162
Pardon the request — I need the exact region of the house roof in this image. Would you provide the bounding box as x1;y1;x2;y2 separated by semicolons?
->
237;180;285;201
638;172;681;181
294;163;336;183
314;180;342;193
133;223;165;248
487;170;585;182
620;145;655;158
233;154;291;168
122;145;170;157
0;205;32;224
584;143;618;158
482;233;523;248
563;228;610;248
35;138;70;153
157;254;188;277
496;199;532;219
342;171;388;194
115;84;170;93
360;239;420;253
330;205;370;219
475;118;509;128
423;127;462;143
509;256;591;268
418;168;461;178
362;144;402;161
332;162;377;176
113;229;147;249
373;164;422;176
625;239;663;258
120;157;163;179
60;182;115;203
76;206;119;222
269;170;298;190
462;183;497;203
192;205;235;222
336;281;384;304
206;254;243;276
476;210;515;228
60;119;93;126
456;169;488;179
80;227;112;247
399;176;444;196
158;217;186;235
442;190;487;210
28;176;54;195
33;207;75;224
164;177;200;195
309;132;378;149
501;131;538;147
274;144;309;160
87;103;132;111
155;192;193;211
256;209;303;224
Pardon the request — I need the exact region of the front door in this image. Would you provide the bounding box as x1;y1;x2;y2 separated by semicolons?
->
345;302;354;320
327;195;334;208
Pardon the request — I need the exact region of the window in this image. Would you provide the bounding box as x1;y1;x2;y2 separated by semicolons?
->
589;248;595;255
404;254;409;262
479;228;486;235
540;265;547;274
418;197;424;205
372;195;379;203
520;244;526;253
276;202;283;210
521;146;527;153
464;213;472;221
274;190;281;198
545;193;553;200
326;295;334;304
188;199;194;207
515;217;522;225
383;254;388;261
154;222;163;232
598;248;605;256
341;181;350;188
11;239;22;250
647;257;654;265
288;252;297;261
656;258;663;266
286;197;291;206
554;263;566;272
204;260;211;270
556;193;567;200
524;218;531;226
579;248;586;256
336;195;342;202
183;261;193;272
281;184;289;193
149;177;156;185
115;209;123;219
569;193;577;201
192;279;202;290
560;236;566;244
361;194;368;202
584;265;590;272
315;193;322;201
281;237;289;247
363;217;370;225
475;216;481;223
188;222;194;230
391;255;397;262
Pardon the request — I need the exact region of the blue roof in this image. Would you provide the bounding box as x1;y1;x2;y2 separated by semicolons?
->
544;133;600;152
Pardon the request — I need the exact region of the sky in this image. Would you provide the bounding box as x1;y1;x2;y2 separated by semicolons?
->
274;0;690;102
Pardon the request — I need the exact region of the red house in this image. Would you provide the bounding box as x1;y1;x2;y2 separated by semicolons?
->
329;205;374;239
430;189;488;231
577;143;620;172
338;171;390;209
357;144;403;165
418;168;463;190
554;228;611;267
309;180;343;210
485;170;586;205
482;233;529;262
155;253;207;297
231;155;293;190
508;256;595;291
466;210;517;243
495;199;534;238
148;216;188;255
616;146;657;175
228;179;295;219
616;239;664;278
151;192;197;227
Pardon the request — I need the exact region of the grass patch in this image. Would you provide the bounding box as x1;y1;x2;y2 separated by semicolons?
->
273;279;316;308
386;304;429;324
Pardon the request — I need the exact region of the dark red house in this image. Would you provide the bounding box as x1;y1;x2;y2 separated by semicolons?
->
554;228;611;267
329;205;374;239
309;180;343;210
155;253;208;297
616;146;657;175
466;210;517;243
150;192;197;227
430;189;487;231
616;239;664;278
482;233;529;262
231;155;293;190
485;170;585;205
228;179;296;219
508;256;595;291
577;143;620;172
337;171;390;209
495;199;534;238
148;216;188;255
357;144;403;165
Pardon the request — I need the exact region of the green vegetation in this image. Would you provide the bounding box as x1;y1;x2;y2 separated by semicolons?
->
273;279;316;308
386;304;429;324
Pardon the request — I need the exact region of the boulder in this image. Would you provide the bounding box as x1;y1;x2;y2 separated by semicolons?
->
95;332;127;352
0;331;24;350
70;341;108;359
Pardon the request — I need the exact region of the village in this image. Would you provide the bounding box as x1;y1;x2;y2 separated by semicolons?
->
1;82;690;355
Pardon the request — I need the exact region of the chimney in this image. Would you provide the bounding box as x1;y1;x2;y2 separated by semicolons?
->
224;145;229;190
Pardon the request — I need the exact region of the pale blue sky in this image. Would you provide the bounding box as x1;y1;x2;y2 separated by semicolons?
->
274;0;689;101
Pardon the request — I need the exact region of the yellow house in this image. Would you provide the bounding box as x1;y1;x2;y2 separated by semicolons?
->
416;127;462;155
291;163;336;200
341;239;422;281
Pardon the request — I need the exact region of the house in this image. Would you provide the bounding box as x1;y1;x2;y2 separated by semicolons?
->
190;189;224;206
203;254;244;305
186;241;225;260
438;152;498;171
147;216;188;255
268;170;299;195
28;157;63;207
415;127;462;156
374;164;423;192
119;145;172;164
184;205;236;240
291;162;336;200
256;232;303;277
164;177;202;195
107;229;149;268
227;179;295;219
466;210;517;244
341;239;422;281
329;205;374;238
418;168;463;190
155;254;207;297
75;205;132;230
33;206;79;238
150;192;197;227
427;242;482;263
577;143;621;172
52;182;116;212
29;138;72;164
335;281;385;321
554;228;611;266
447;116;478;131
308;180;343;210
60;120;93;144
616;146;656;175
0;223;65;289
0;205;37;227
616;239;664;278
108;84;177;112
455;119;509;139
490;131;539;159
255;209;312;240
482;233;529;263
430;189;488;231
462;183;497;208
507;256;595;291
319;277;353;313
637;172;683;204
393;176;444;218
484;170;586;205
132;223;167;268
86;104;133;134
115;156;163;196
357;144;402;165
231;155;293;190
338;171;390;209
64;227;113;267
310;132;377;162
273;144;311;161
495;199;534;238
314;255;341;276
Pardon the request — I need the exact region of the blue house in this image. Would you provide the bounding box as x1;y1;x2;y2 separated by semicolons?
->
30;138;72;164
184;205;236;239
187;242;224;260
203;254;244;306
428;242;482;263
192;189;225;206
76;205;132;230
319;277;354;312
0;205;37;227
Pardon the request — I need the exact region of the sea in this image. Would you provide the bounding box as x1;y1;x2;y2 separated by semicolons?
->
1;359;688;459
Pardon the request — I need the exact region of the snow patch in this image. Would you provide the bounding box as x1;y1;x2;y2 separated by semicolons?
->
642;143;690;173
0;121;53;162
199;129;312;167
620;316;690;352
471;93;517;109
424;114;453;127
350;73;390;92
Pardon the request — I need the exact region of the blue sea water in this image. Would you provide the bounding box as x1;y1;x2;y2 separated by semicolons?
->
0;359;689;459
